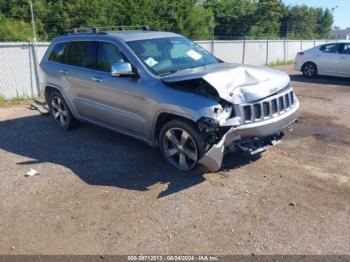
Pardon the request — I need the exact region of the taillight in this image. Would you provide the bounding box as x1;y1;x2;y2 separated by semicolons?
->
297;52;304;56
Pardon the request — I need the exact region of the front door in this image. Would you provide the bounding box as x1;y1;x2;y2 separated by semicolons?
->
337;43;350;77
87;41;145;136
316;43;341;75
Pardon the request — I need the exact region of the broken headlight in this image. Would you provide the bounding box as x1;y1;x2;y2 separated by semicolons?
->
198;117;219;132
214;106;233;124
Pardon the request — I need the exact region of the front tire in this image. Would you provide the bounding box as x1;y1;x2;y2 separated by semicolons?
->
302;62;317;77
159;119;209;175
48;91;77;130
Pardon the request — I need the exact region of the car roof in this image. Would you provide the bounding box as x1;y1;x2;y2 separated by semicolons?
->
53;30;181;43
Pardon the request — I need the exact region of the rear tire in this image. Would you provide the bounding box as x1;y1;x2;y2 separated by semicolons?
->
302;62;317;78
48;91;77;130
159;119;209;175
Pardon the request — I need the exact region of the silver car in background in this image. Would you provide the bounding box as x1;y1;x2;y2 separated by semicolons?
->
40;27;299;174
294;42;350;77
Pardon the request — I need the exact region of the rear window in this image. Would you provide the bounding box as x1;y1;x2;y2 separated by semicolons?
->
48;42;69;63
320;44;340;53
67;41;97;69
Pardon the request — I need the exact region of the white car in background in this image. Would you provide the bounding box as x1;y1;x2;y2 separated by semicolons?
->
294;42;350;78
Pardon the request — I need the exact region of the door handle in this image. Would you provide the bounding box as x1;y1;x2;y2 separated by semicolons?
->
91;76;103;82
59;69;68;74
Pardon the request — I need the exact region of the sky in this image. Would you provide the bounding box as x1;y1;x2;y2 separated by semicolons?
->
283;0;350;29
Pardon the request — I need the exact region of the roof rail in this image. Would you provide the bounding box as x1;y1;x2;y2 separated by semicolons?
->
70;25;153;34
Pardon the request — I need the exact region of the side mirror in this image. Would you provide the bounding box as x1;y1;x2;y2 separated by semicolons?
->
111;62;136;77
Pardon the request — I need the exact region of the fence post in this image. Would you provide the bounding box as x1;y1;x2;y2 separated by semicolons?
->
300;40;303;51
242;37;246;64
283;40;286;62
30;43;41;97
28;44;34;99
210;24;215;54
265;39;269;65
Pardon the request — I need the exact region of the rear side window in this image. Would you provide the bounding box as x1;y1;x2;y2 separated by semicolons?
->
96;42;125;72
320;44;340;53
48;42;68;63
67;41;97;69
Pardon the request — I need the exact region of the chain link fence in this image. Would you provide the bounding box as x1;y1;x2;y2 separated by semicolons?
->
0;42;48;99
0;39;340;99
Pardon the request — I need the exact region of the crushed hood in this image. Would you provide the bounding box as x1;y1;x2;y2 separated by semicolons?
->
161;63;290;104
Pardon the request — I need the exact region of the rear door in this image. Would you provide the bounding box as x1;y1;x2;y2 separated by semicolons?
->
316;44;341;75
87;41;145;136
64;41;98;118
337;43;350;77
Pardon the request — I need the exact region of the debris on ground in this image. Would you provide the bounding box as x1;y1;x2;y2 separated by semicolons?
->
25;168;40;177
29;99;49;114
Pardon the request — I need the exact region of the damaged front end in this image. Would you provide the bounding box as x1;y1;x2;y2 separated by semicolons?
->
197;86;299;172
162;63;300;172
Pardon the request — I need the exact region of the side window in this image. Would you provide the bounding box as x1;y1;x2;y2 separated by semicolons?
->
320;44;340;54
96;42;125;72
67;41;97;69
342;44;350;55
48;42;68;63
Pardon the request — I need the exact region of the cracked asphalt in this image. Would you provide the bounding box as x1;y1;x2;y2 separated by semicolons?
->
0;65;349;254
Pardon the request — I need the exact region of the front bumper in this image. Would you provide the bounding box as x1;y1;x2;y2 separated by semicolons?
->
199;99;300;172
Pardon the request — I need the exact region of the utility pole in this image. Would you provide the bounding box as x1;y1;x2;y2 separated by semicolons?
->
330;6;339;39
29;0;41;97
29;0;36;42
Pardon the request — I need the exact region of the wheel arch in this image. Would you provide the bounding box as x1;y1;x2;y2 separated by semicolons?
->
44;85;77;118
44;85;60;102
152;111;200;147
302;61;318;71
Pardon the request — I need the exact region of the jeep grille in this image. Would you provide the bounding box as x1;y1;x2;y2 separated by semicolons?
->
242;89;296;123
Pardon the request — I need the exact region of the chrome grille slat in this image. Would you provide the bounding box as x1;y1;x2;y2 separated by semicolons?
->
285;94;290;108
263;102;270;117
278;96;284;111
253;104;262;119
241;88;295;123
271;99;278;114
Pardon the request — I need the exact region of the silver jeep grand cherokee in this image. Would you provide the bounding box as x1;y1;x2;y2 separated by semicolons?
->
40;27;299;174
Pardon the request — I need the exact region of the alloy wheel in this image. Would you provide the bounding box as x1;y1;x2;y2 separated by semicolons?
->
162;128;198;171
303;63;316;77
51;96;68;126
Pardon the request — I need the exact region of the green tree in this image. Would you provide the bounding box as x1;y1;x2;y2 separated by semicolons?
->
0;0;335;41
205;0;257;39
0;13;32;41
248;0;284;38
317;8;333;38
280;5;333;39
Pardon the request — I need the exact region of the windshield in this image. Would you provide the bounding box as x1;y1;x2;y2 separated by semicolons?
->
127;36;220;76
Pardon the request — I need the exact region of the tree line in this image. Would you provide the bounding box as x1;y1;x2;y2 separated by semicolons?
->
0;0;334;41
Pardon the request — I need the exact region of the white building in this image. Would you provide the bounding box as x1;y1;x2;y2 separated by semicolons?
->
331;27;350;39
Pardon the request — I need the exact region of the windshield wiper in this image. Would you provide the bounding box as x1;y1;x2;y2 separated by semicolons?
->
159;70;180;76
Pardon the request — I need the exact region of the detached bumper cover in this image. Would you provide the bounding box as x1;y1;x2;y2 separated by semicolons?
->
199;99;300;172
